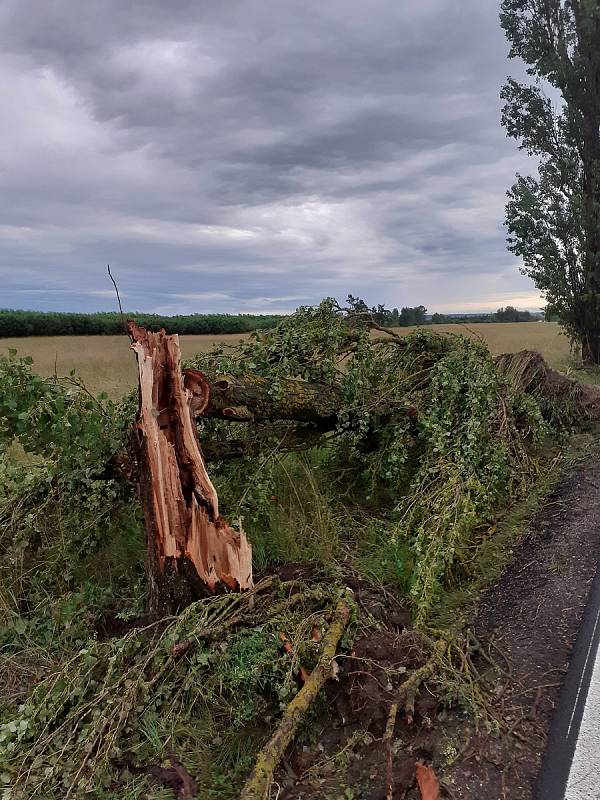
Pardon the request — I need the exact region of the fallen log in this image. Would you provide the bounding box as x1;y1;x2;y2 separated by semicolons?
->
183;369;341;427
239;596;351;800
128;322;252;618
192;350;600;429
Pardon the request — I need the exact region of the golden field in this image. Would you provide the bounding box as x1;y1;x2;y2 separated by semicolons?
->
0;322;573;398
0;332;247;398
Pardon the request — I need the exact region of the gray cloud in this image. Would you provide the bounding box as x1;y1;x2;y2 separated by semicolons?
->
0;0;539;314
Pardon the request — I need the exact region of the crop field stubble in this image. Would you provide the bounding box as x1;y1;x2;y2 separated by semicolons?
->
0;321;574;397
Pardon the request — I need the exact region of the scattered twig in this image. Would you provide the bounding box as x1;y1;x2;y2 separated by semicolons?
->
371;320;402;339
65;717;109;799
385;702;398;800
457;322;485;344
509;681;562;701
400;639;446;723
58;374;112;418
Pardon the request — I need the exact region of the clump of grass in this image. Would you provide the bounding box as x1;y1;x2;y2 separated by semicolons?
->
215;447;415;593
237;451;340;571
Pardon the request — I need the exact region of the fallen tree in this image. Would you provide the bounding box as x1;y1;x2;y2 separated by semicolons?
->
5;300;600;626
2;298;599;800
187;371;341;427
125;303;600;620
186;303;555;624
196;348;600;431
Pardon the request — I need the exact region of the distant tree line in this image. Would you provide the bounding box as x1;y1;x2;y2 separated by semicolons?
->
431;306;535;324
0;310;284;338
346;296;537;327
0;303;541;339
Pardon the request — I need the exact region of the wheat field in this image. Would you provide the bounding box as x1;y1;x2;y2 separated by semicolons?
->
0;322;573;398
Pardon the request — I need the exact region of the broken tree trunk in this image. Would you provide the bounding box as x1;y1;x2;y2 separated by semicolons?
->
128;322;252;618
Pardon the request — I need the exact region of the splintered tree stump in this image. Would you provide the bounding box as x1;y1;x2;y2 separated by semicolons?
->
128;322;252;618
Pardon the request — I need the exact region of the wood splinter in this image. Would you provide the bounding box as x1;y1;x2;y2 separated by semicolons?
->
128;321;252;618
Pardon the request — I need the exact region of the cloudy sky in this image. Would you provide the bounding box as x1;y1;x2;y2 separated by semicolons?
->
0;0;541;315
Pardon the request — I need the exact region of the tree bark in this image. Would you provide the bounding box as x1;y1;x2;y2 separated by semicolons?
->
128;322;252;618
183;370;341;427
582;331;600;366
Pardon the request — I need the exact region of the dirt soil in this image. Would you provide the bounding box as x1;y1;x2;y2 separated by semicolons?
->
278;576;436;800
274;448;600;800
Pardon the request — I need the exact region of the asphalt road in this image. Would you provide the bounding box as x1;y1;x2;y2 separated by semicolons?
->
536;561;600;799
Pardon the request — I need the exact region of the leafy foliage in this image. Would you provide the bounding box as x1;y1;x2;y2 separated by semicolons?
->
191;300;546;622
502;79;585;341
0;581;347;799
0;301;562;800
0;350;129;468
0;303;549;630
0;351;142;644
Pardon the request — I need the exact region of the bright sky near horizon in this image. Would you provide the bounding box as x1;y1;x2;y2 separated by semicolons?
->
0;1;544;315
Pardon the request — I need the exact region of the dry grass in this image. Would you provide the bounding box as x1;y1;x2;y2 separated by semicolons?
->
0;322;573;398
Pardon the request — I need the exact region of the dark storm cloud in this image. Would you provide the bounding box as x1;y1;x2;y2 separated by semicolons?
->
0;0;539;314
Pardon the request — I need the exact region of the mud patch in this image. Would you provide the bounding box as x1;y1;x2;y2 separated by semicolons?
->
340;630;432;726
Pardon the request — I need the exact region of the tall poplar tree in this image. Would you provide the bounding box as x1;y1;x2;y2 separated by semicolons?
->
500;0;600;362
